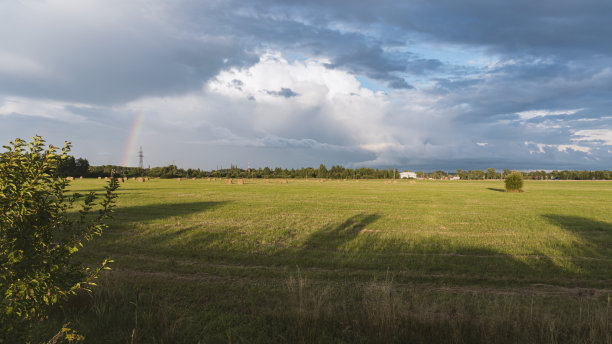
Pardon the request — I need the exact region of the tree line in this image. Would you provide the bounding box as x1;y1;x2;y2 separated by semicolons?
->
84;164;401;179
58;158;612;180
454;168;612;180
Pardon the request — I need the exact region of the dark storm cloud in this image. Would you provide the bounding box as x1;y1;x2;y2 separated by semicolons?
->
387;78;414;90
0;1;256;105
266;88;299;98
402;1;612;57
424;55;612;129
324;45;421;88
4;0;612;105
405;59;444;76
257;0;612;57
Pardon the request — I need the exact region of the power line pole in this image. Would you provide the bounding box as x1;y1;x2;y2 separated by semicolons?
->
138;146;144;176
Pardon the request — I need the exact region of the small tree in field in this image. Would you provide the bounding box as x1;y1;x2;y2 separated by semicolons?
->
504;171;524;192
0;136;119;341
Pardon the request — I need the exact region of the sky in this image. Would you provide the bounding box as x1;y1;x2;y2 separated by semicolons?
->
1;0;611;171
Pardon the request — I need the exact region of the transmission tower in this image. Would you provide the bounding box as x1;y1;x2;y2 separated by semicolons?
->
138;146;144;173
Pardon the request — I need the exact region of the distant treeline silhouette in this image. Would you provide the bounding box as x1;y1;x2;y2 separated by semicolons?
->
57;159;612;180
85;164;399;179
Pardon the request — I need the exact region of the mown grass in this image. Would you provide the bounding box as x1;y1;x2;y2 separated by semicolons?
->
33;179;612;343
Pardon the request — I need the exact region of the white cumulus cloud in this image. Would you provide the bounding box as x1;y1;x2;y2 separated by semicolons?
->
572;129;612;146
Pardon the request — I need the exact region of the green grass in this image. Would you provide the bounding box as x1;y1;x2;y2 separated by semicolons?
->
35;179;612;343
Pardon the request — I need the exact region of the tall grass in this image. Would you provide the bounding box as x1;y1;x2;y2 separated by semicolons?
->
32;266;612;343
277;269;612;343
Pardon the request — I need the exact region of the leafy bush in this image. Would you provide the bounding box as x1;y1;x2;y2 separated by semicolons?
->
0;136;119;341
504;172;524;192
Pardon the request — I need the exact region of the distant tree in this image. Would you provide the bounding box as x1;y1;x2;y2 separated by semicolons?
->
486;168;498;179
456;169;467;180
57;157;90;177
57;156;76;177
431;170;447;179
318;164;328;178
0;136;119;340
75;158;89;177
504;172;524;192
468;170;485;180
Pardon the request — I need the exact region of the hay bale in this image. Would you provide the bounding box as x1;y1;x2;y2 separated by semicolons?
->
237;179;244;185
192;177;196;180
137;177;143;182
393;181;398;184
207;178;211;181
225;179;232;184
97;177;101;180
79;176;83;179
265;179;269;184
104;177;109;181
177;178;181;182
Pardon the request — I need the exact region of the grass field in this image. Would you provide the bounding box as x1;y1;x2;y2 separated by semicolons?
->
35;178;612;343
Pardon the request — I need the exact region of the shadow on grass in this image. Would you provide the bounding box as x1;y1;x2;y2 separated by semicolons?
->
93;199;612;287
487;188;506;192
102;207;612;285
303;213;381;250
287;213;565;283
279;213;612;284
541;214;612;234
52;210;612;343
108;201;231;225
541;214;612;259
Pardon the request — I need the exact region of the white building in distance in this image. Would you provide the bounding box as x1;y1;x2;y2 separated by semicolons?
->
399;171;417;179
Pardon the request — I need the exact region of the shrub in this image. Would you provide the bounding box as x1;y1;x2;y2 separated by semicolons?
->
0;136;119;341
504;172;524;192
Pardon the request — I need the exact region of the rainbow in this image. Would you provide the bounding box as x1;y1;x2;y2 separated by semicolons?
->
121;111;146;167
